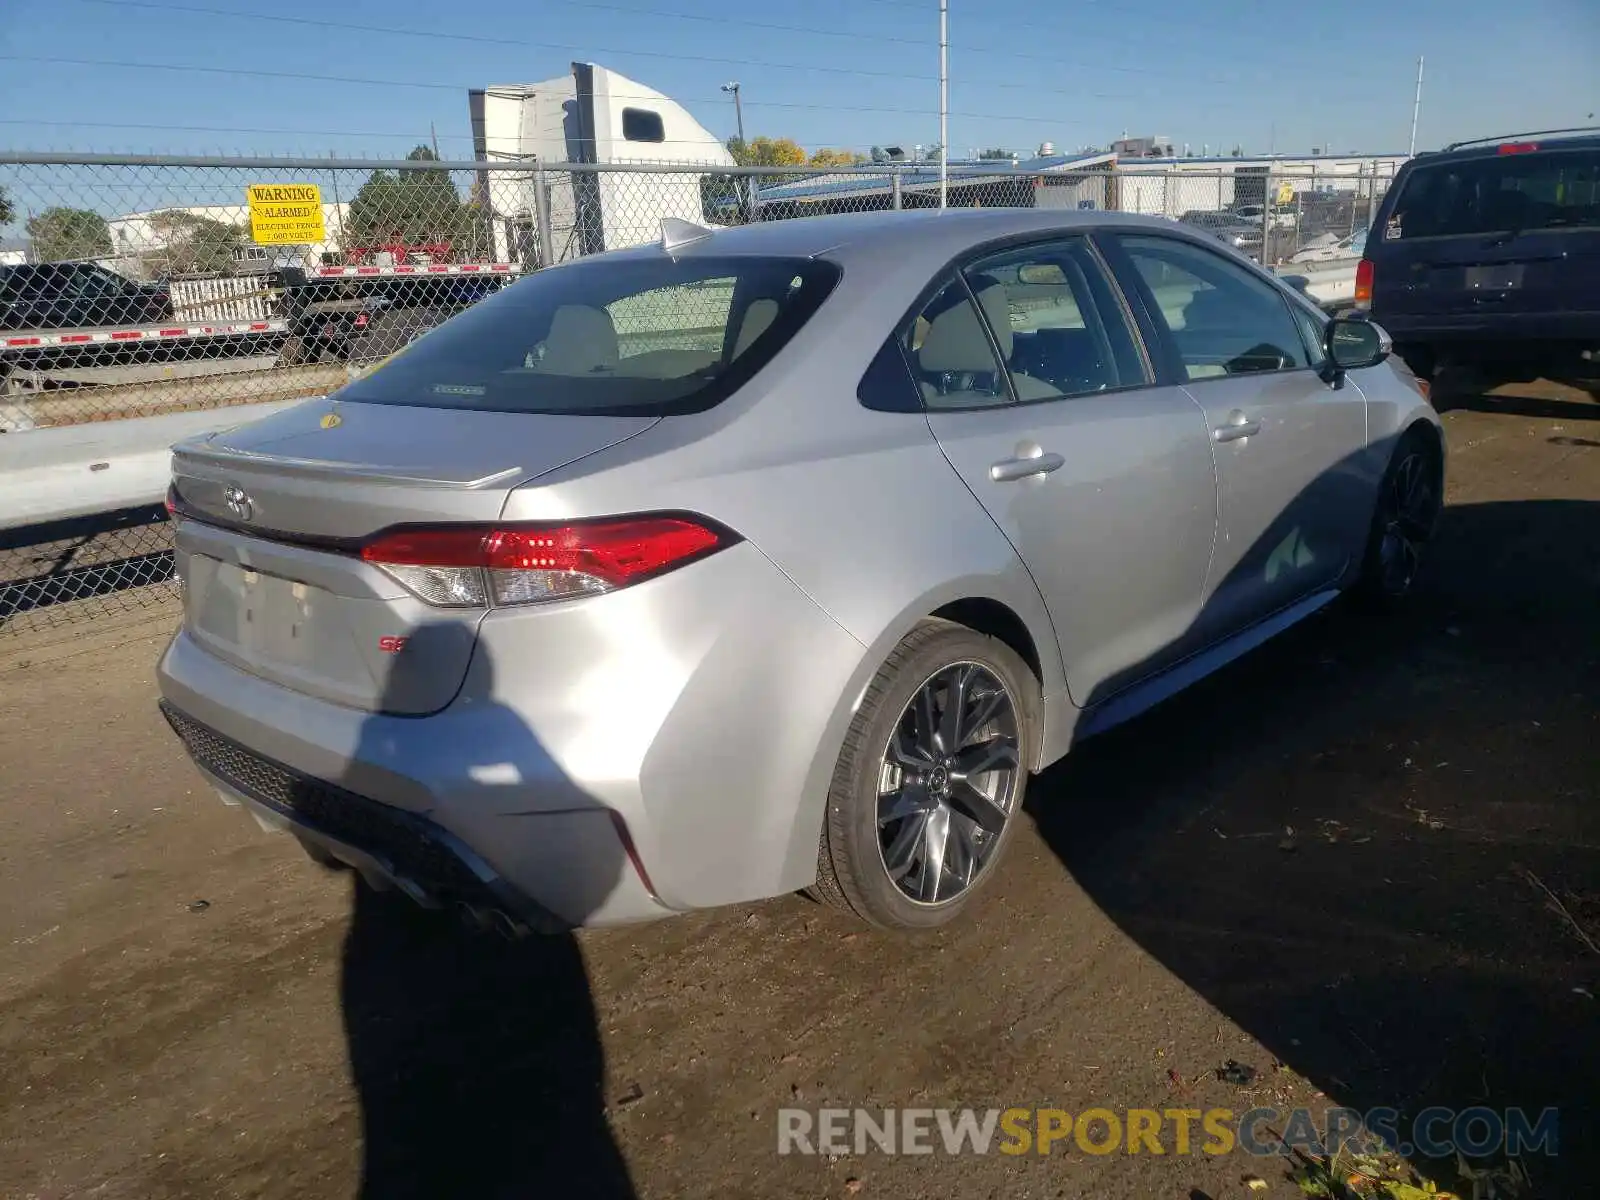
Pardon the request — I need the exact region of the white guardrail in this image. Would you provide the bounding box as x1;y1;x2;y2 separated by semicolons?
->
1275;259;1360;309
0;400;306;532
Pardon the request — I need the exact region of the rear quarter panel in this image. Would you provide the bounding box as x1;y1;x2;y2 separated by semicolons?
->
498;250;1073;775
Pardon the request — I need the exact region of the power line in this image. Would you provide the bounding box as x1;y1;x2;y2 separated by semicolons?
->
0;118;474;143
79;0;936;54
63;0;1385;98
0;116;891;153
73;0;1412;88
5;56;1240;125
69;2;940;86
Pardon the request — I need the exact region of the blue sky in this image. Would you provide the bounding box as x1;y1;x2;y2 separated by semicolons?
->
0;0;1596;160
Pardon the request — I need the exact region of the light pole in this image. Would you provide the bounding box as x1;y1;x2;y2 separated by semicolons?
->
938;0;948;208
721;81;745;150
1408;56;1425;158
722;81;751;222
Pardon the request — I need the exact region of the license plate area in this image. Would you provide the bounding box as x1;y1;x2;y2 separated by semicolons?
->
1463;263;1525;290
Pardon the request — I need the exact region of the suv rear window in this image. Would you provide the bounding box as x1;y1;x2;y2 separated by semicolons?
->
334;254;841;417
1386;147;1600;240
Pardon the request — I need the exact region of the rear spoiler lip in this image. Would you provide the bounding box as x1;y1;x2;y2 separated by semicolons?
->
171;439;529;491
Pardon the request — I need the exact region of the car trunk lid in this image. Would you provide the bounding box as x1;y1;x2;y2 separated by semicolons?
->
171;398;657;714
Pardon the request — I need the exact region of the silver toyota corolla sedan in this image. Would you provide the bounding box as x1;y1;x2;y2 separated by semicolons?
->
157;209;1443;934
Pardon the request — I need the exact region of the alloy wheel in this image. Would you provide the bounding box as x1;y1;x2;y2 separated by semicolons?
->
1377;449;1439;596
876;662;1021;906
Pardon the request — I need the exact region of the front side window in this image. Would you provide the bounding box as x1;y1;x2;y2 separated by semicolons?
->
1117;235;1310;381
334;255;840;416
1289;300;1329;367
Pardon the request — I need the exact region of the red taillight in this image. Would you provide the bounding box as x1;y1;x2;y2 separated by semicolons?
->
359;516;729;608
1354;258;1374;307
1498;141;1539;155
164;484;179;519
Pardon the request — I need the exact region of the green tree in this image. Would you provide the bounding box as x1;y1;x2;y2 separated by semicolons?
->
808;148;867;168
978;148;1012;160
343;145;474;255
26;206;112;261
726;136;806;168
707;134;813;223
0;185;13;227
146;209;244;275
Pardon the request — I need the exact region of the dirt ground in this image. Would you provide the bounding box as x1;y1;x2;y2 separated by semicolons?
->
1;385;1596;1200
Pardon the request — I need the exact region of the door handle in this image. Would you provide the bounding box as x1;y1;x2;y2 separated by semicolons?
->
1213;413;1261;443
990;451;1065;482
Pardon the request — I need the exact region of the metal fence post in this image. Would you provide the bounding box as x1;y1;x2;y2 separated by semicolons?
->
1261;168;1275;264
892;169;903;211
533;166;554;270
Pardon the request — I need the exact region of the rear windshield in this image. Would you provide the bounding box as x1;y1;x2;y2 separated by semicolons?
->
1385;147;1600;240
333;254;841;416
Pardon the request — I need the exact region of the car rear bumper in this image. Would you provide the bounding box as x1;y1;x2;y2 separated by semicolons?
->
1372;309;1600;349
156;540;871;927
160;700;585;933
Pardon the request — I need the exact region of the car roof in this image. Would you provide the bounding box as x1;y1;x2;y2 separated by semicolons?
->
1413;130;1600;164
597;208;1188;268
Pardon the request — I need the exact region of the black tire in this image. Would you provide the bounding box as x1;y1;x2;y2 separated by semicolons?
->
812;619;1039;932
1354;427;1443;608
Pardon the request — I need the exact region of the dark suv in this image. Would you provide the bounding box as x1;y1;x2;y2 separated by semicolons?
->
0;262;173;332
1359;128;1600;396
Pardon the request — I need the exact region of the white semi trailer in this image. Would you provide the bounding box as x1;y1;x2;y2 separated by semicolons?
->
469;63;736;266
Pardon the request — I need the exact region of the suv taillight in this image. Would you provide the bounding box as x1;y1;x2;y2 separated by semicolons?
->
359;515;732;608
1354;258;1374;309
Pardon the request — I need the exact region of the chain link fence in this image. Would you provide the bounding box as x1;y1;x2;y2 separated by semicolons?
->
0;151;1402;641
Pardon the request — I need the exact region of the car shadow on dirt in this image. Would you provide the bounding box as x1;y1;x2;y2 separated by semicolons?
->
1434;386;1600;422
1027;493;1599;1193
335;625;638;1200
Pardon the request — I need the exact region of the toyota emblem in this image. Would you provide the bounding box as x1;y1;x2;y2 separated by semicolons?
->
223;485;254;522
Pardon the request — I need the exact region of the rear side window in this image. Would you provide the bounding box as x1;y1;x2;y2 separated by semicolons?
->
334;255;840;416
1385;147;1600;240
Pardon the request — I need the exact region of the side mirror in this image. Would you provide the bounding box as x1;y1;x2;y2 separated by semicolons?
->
1325;315;1391;371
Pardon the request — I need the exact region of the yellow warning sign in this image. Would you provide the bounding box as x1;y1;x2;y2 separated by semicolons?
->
247;183;326;245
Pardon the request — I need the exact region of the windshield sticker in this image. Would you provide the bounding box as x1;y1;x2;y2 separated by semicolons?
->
1385;215;1403;240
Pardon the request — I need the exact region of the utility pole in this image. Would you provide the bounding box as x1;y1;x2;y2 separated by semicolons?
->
721;81;745;149
722;82;749;221
939;0;948;209
1408;55;1425;157
431;122;440;159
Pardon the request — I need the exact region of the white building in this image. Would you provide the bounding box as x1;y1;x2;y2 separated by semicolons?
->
106;203;351;272
1112;153;1410;217
469;62;735;264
